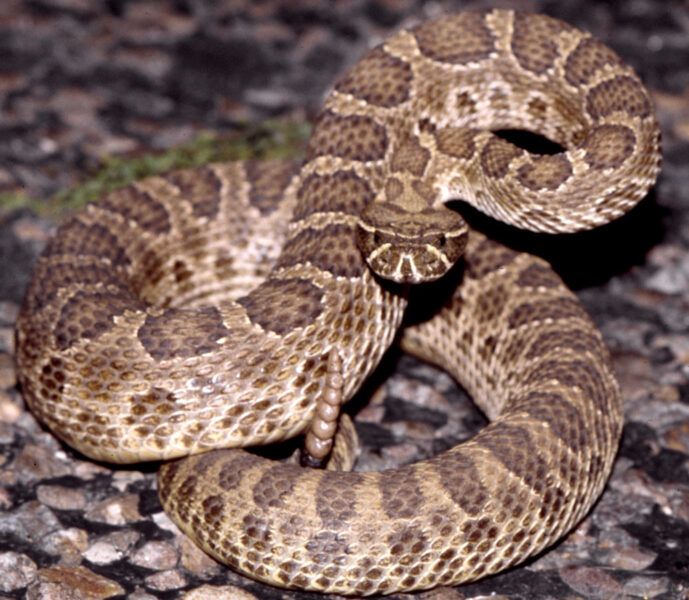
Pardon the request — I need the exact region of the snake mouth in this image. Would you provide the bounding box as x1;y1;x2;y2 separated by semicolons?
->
357;203;468;284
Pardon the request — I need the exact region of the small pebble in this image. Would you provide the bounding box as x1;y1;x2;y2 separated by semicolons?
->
85;494;142;525
0;353;16;388
36;485;87;511
36;565;125;599
130;541;178;570
83;541;122;565
0;552;38;592
623;575;671;598
144;569;186;591
182;584;260;600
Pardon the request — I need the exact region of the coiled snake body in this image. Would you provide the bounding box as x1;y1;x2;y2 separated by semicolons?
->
16;10;660;596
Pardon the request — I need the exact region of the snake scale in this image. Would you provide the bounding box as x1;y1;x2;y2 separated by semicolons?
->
16;9;660;596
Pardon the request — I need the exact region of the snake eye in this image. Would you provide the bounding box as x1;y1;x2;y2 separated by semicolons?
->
438;234;446;248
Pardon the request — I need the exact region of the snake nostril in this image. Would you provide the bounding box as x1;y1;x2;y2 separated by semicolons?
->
374;232;382;245
438;235;446;248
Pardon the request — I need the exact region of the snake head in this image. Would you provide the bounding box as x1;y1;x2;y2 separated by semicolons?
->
357;202;468;284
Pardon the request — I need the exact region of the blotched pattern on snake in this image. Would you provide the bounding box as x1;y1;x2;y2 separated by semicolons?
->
16;9;660;596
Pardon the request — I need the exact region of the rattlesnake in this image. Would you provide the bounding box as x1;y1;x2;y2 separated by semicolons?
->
16;9;660;596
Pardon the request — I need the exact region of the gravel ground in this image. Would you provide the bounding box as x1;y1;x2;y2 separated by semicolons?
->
1;1;689;599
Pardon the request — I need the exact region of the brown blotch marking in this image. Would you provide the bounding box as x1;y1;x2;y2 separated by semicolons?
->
252;463;303;510
524;328;607;363
517;155;572;191
511;12;574;75
434;127;479;160
480;137;524;179
377;469;425;520
156;460;181;503
524;358;609;413
316;471;363;526
465;238;517;279
44;219;131;267
412;180;436;205
476;422;551;491
138;305;230;361
294;171;375;221
304;530;348;570
335;45;412;108
130;386;177;419
99;185;171;234
413;12;495;64
508;297;587;329
307;111;388;162
276;224;365;278
586;76;651;120
456;91;477;116
23;261;130;315
238;278;324;336
515;262;562;289
475;284;507;324
201;493;224;527
172;259;193;288
431;450;489;516
461;517;496;545
581;124;636;170
241;513;273;551
564;37;623;87
164;166;222;219
390;135;430;176
526;97;549;122
509;391;586;454
385;178;404;202
243;160;300;216
55;290;135;350
386;525;428;561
